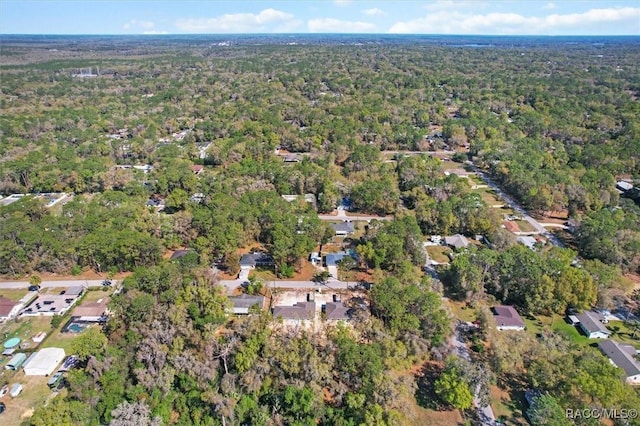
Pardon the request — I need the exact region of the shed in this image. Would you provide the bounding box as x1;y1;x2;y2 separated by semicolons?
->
6;352;27;370
22;347;65;376
10;383;23;397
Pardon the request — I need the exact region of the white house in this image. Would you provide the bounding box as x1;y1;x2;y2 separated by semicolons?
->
0;297;21;322
598;340;640;385
492;305;526;331
575;311;611;339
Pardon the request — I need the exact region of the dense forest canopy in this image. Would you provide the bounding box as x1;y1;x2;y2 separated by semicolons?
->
1;35;639;426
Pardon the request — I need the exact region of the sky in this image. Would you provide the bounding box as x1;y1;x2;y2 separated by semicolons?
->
1;1;639;36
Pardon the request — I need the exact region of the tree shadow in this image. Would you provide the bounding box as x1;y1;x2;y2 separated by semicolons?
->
415;362;444;410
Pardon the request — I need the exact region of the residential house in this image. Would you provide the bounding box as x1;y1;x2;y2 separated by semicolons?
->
444;169;473;178
616;181;634;192
228;294;266;315
598;340;640;384
575;311;611;339
239;252;274;280
0;297;21;322
325;251;352;279
170;250;193;260
492;305;526;331
272;301;316;321
331;221;355;236
517;236;538;250
323;301;351;321
190;165;204;175
444;234;469;250
71;298;108;322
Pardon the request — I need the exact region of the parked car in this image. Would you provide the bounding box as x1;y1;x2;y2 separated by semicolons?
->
0;401;5;414
0;385;8;398
28;285;41;292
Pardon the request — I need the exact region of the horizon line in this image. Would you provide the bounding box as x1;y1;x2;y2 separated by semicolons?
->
1;33;640;36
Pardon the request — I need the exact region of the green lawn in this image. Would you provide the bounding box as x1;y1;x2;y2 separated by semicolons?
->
473;187;506;207
607;321;640;349
514;220;535;233
0;289;29;302
446;300;477;323
426;245;452;263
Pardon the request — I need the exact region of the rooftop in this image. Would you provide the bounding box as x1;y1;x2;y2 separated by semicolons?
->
0;296;18;317
598;340;640;377
492;305;525;328
325;251;351;267
331;222;355;234
72;299;108;318
229;294;266;314
324;301;351;320
240;252;274;267
576;311;611;335
273;301;315;321
445;234;469;249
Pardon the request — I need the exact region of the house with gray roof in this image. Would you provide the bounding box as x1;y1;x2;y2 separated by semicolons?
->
598;340;640;384
272;301;316;321
331;221;355;236
444;234;469;250
229;294;266;315
323;301;351;321
575;311;611;339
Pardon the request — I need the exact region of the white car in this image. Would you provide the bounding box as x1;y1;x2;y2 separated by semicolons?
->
0;385;8;398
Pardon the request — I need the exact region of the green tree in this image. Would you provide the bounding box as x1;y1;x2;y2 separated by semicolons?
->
435;359;474;410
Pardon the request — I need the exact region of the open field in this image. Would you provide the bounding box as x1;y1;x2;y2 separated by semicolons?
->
446;300;477;323
0;372;53;425
0;289;30;302
514;220;536;233
426;246;452;264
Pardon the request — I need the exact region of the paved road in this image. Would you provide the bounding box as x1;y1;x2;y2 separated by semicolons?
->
469;164;564;247
219;278;354;294
318;214;391;222
0;279;106;289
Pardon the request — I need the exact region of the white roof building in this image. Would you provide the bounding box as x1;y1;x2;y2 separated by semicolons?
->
23;347;65;376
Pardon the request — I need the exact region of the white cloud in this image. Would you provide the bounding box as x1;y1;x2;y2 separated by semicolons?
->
334;0;352;6
424;1;487;12
123;20;155;30
363;8;385;17
308;18;376;32
543;2;557;10
388;7;640;35
143;30;169;35
175;8;294;33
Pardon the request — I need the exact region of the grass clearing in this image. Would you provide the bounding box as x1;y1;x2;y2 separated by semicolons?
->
0;289;29;302
607;320;640;349
446;300;477;323
0;372;52;425
473;187;506;207
426;245;452;263
514;220;535;233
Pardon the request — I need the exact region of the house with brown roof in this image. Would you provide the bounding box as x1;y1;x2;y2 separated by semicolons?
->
492;305;525;331
71;298;108;322
190;165;204;175
0;297;21;322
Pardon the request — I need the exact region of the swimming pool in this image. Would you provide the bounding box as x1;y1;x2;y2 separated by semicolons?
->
65;323;87;333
